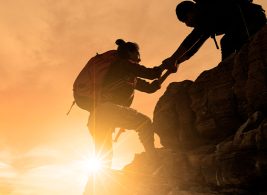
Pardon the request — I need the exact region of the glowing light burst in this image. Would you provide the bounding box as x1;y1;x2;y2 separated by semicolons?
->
81;154;111;174
87;157;103;173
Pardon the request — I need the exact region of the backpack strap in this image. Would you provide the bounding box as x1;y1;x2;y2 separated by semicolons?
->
236;2;250;38
66;100;76;115
211;34;220;49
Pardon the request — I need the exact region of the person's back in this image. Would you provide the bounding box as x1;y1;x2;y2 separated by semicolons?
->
189;0;265;33
101;58;137;107
163;0;266;66
197;0;266;56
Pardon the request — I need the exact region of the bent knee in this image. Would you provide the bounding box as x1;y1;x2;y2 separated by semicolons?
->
136;114;152;132
137;113;152;124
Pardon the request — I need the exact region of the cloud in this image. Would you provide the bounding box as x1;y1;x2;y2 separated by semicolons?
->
0;0;182;92
0;145;90;195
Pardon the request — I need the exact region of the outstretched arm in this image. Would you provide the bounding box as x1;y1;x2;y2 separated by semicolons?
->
135;78;161;94
124;60;165;80
163;28;209;66
178;33;209;62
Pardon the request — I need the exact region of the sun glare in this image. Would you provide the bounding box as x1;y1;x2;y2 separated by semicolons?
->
87;157;103;173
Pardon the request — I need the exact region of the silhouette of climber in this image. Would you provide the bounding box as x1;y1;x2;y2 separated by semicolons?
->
88;39;176;167
163;0;266;67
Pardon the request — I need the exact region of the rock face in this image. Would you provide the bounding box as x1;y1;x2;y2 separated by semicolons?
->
154;25;267;148
84;25;267;195
124;25;267;194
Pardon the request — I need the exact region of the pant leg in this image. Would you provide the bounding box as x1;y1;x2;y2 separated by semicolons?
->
88;111;114;168
90;102;155;153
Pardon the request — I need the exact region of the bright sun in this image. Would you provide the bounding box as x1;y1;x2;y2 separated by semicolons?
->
87;157;103;173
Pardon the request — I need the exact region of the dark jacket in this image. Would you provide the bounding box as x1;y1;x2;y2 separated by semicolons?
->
101;58;162;107
177;2;266;60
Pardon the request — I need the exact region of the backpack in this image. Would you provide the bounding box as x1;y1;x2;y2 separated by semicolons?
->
192;0;263;49
72;50;118;112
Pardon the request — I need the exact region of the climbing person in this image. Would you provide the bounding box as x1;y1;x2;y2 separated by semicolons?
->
80;39;177;168
162;0;266;67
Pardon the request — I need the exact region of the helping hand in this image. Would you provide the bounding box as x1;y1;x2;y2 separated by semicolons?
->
161;57;178;73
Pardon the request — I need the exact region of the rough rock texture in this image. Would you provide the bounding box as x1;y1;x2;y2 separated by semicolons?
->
154;25;267;149
153;25;267;194
84;25;267;195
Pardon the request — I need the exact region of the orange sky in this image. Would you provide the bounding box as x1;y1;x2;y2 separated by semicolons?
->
0;0;266;194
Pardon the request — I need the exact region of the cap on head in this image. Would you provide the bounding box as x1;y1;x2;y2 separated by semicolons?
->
176;1;195;22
